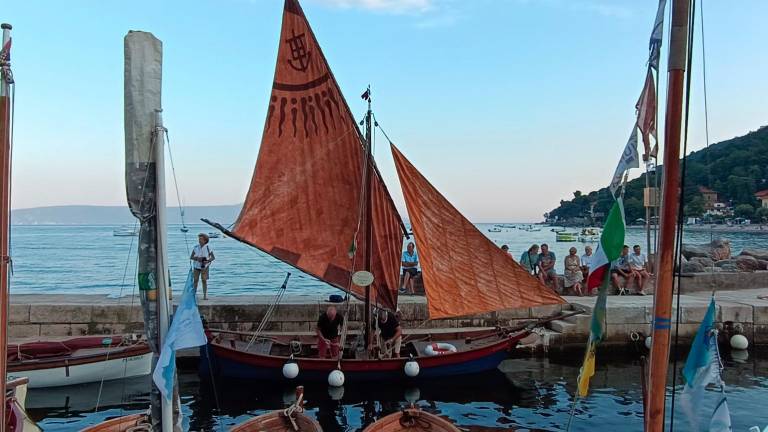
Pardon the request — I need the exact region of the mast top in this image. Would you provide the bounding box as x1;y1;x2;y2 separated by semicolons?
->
1;24;11;30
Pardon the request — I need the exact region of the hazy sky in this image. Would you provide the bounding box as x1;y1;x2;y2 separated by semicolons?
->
5;0;768;221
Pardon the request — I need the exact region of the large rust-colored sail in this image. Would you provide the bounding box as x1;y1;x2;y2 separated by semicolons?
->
231;0;403;309
391;144;565;319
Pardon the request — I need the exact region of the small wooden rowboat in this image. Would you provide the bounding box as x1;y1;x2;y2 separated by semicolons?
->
7;335;152;388
363;407;460;432
80;413;150;432
232;386;321;432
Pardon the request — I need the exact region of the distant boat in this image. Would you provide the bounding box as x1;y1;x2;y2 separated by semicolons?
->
488;227;502;233
180;225;189;233
207;231;220;239
578;227;601;243
112;226;138;237
555;231;578;242
551;227;566;233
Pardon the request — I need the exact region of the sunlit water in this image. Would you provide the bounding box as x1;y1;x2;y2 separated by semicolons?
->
9;224;767;297
25;353;768;431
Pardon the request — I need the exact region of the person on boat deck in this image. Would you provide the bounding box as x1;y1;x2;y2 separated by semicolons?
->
519;244;539;275
537;244;557;289
191;233;215;300
581;246;593;293
316;306;344;359
629;245;651;295
400;242;419;295
563;247;583;296
610;245;635;294
373;310;402;358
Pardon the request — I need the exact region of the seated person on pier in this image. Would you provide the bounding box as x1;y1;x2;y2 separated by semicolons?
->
537;244;558;290
629;245;650;295
316;306;343;359
372;310;402;359
610;245;635;294
400;242;419;295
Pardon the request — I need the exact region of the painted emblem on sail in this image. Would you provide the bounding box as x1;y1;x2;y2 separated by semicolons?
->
285;29;311;72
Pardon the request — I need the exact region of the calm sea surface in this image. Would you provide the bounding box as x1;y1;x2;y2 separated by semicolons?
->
8;224;768;297
26;354;768;431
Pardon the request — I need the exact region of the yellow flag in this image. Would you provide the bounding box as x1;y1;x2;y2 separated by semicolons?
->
577;344;596;397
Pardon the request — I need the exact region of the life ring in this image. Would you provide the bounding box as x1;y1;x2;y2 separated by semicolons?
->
424;342;457;356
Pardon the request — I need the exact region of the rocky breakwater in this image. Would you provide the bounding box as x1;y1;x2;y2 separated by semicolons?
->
679;239;768;293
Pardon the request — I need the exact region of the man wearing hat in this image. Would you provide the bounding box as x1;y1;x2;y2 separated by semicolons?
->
191;233;215;300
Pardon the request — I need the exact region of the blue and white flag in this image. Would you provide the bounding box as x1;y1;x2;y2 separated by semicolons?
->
153;269;208;400
679;298;732;432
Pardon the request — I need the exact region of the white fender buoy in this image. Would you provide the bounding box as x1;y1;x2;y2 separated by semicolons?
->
424;342;458;356
731;348;749;364
730;334;749;350
404;360;420;377
282;361;299;379
328;369;345;387
645;336;652;350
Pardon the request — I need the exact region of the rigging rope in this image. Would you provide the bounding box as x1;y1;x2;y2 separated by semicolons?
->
164;131;191;255
669;0;698;429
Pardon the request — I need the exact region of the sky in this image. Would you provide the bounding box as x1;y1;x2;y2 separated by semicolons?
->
4;0;768;222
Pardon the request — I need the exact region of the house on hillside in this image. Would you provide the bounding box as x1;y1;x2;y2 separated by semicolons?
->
698;186;719;211
756;189;768;208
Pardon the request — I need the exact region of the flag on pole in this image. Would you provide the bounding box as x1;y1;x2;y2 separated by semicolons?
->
636;69;658;160
609;128;640;196
679;298;732;432
153;269;208;400
648;0;667;71
577;199;626;397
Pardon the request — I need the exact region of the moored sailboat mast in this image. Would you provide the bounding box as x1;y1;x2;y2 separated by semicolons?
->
363;86;374;349
645;0;691;430
0;22;14;432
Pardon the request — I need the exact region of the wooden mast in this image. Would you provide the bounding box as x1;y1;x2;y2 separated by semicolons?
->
646;0;690;430
363;85;373;349
0;22;13;432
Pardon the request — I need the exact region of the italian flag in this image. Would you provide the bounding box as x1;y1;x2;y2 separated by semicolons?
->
577;199;626;397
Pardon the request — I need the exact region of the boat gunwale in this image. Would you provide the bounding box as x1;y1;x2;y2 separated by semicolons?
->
7;342;150;372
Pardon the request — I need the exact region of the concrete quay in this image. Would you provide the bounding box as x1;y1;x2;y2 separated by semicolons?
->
8;288;768;350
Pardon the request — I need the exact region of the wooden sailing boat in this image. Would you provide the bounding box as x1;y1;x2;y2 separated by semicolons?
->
201;0;567;384
82;30;176;432
231;386;321;432
0;23;41;432
362;407;460;432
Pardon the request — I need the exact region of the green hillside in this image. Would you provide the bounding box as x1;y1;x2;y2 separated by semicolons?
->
547;126;768;224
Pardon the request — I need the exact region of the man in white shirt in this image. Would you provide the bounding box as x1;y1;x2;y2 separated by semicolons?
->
580;246;593;294
629;245;650;295
191;233;215;300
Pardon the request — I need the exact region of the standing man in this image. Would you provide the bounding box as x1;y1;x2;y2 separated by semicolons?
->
629;245;650;295
373;309;402;359
191;233;215;300
316;306;344;359
400;242;419;295
537;243;558;290
580;246;593;294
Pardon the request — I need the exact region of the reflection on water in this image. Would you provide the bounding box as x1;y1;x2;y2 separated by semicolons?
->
26;353;768;431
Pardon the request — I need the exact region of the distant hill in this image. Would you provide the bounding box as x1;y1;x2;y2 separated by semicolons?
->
547;125;768;224
11;204;242;225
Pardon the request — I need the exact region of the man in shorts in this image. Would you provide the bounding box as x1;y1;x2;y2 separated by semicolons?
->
611;245;634;295
629;245;651;295
537;244;558;290
400;242;419;295
191;233;215;300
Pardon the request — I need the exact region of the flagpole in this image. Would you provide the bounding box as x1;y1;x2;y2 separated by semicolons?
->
646;0;690;430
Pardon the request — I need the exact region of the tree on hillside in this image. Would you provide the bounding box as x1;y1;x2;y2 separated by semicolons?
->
755;207;768;223
734;204;755;219
684;196;706;217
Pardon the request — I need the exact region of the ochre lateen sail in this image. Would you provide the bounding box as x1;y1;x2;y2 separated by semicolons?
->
391;144;565;319
232;0;403;310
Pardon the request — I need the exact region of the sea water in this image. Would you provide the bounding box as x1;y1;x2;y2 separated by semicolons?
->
9;224;767;297
26;353;768;431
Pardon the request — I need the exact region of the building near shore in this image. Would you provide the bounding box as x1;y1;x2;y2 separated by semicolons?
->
756;189;768;208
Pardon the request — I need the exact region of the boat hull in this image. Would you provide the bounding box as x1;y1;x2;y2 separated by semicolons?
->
231;410;322;432
363;408;459;432
200;333;521;382
8;342;152;388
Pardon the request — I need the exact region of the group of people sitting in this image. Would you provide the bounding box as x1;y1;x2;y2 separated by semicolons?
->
315;305;403;359
506;243;651;296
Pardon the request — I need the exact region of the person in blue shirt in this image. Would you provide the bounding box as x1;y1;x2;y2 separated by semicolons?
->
400;242;419;295
520;244;540;275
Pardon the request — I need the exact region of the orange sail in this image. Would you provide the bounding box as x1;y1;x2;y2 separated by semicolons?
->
231;0;403;310
391;144;565;319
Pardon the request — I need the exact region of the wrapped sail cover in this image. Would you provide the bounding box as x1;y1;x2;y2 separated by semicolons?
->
233;0;403;310
391;144;565;319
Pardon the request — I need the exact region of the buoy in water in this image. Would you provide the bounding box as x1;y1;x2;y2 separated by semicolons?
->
404;360;420;377
328;385;345;401
282;361;299;379
404;387;421;404
328;369;345;387
645;336;652;349
730;334;749;350
731;348;749;364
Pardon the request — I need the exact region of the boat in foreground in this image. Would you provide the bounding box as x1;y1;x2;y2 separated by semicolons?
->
81;413;150;432
7;335;151;388
231;386;321;432
363;407;460;432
